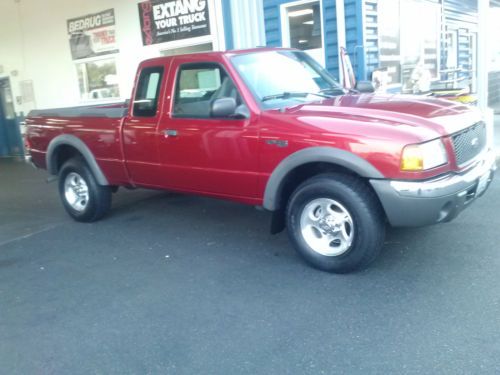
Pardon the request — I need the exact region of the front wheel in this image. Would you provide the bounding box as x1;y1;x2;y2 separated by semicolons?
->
58;158;112;222
286;173;386;273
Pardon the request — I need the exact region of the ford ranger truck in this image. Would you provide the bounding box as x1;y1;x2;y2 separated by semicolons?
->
25;48;496;273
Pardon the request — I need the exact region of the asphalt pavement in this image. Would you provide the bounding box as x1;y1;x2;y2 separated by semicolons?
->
1;159;500;374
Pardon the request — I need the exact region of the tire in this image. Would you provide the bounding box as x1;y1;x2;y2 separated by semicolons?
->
58;158;112;222
286;173;385;273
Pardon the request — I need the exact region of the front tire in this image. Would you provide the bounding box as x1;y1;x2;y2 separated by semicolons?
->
286;173;385;273
58;158;111;222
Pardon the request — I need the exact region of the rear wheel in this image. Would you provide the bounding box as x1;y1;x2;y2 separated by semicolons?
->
286;173;385;273
58;158;111;222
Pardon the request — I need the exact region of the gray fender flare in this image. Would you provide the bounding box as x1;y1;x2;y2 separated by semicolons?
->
46;134;109;185
263;146;384;211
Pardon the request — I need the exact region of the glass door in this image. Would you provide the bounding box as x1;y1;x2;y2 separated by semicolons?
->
0;78;23;156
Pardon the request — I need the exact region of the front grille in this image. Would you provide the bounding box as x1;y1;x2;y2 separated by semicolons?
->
451;122;487;166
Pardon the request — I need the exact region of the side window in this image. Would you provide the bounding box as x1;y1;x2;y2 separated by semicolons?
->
173;63;241;118
133;67;164;117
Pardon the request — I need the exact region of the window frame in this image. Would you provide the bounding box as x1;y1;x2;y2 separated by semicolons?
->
171;61;246;120
280;0;325;66
132;66;164;118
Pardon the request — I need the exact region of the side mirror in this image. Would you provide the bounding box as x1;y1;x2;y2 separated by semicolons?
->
211;97;237;118
355;81;375;93
133;99;156;117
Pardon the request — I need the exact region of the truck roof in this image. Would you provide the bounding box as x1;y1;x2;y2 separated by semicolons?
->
140;47;295;66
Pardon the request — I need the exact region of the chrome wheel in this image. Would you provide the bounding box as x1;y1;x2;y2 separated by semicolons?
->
64;172;89;212
299;198;354;256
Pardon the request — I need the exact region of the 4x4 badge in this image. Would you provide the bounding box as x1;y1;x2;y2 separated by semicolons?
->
265;139;289;148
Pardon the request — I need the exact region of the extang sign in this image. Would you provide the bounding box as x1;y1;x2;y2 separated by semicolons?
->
138;0;211;45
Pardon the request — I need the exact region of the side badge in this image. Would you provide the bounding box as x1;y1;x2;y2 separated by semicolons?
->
265;139;289;148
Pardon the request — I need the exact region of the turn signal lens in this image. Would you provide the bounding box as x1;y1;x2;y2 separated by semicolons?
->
401;145;424;171
400;139;448;171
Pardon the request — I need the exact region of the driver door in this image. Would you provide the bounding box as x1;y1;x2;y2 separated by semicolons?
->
157;57;260;199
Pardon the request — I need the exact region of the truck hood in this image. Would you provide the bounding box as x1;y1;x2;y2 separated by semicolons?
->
282;94;482;139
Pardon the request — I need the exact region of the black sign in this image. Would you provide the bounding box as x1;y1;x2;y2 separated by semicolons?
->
67;9;118;60
138;0;211;46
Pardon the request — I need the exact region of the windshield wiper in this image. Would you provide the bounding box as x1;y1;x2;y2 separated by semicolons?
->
261;91;333;102
319;87;353;95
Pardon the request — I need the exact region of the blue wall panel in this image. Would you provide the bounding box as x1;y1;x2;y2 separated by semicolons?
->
263;0;286;47
323;1;339;74
344;0;365;79
221;0;234;50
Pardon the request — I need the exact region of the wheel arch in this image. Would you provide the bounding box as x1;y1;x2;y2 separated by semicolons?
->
263;147;384;212
46;134;109;185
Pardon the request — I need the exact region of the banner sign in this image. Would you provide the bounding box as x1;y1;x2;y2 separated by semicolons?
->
138;0;211;46
67;9;118;60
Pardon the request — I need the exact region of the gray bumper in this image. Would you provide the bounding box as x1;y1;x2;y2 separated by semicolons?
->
370;151;496;227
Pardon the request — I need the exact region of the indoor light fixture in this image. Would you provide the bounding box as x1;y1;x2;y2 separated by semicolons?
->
288;9;313;17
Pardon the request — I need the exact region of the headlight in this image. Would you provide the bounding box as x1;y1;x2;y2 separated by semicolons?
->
401;139;448;171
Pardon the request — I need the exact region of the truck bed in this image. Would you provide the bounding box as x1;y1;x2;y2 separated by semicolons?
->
28;100;129;119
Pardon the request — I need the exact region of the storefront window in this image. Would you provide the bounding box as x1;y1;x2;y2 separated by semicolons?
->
76;57;120;100
378;0;401;86
489;6;500;107
378;0;440;92
282;0;324;65
490;8;500;71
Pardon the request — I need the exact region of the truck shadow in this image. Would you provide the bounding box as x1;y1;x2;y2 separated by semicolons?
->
103;188;451;275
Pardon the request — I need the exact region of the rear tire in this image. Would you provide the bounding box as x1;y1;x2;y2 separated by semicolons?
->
286;173;385;273
58;158;111;222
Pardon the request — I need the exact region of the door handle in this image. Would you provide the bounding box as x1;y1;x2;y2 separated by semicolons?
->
163;129;178;137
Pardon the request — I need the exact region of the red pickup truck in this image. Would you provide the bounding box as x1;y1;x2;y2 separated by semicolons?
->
26;48;496;273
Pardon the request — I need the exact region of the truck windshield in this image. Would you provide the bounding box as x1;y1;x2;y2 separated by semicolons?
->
231;50;345;109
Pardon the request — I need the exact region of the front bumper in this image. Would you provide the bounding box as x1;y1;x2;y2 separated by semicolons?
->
370;151;496;227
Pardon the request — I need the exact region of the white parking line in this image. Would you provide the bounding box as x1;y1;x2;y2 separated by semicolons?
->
0;223;62;248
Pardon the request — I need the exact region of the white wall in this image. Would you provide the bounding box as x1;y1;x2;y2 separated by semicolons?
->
0;0;225;113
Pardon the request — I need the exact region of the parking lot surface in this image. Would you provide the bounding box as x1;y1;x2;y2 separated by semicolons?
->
1;159;500;374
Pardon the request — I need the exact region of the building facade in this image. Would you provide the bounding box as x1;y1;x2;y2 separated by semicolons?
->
263;0;500;100
1;0;499;156
0;0;264;156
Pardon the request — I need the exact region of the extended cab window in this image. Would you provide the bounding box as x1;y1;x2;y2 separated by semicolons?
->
133;67;163;117
173;63;242;118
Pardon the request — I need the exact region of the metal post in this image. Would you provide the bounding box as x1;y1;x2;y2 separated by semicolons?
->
477;0;494;149
477;0;489;112
336;0;346;84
